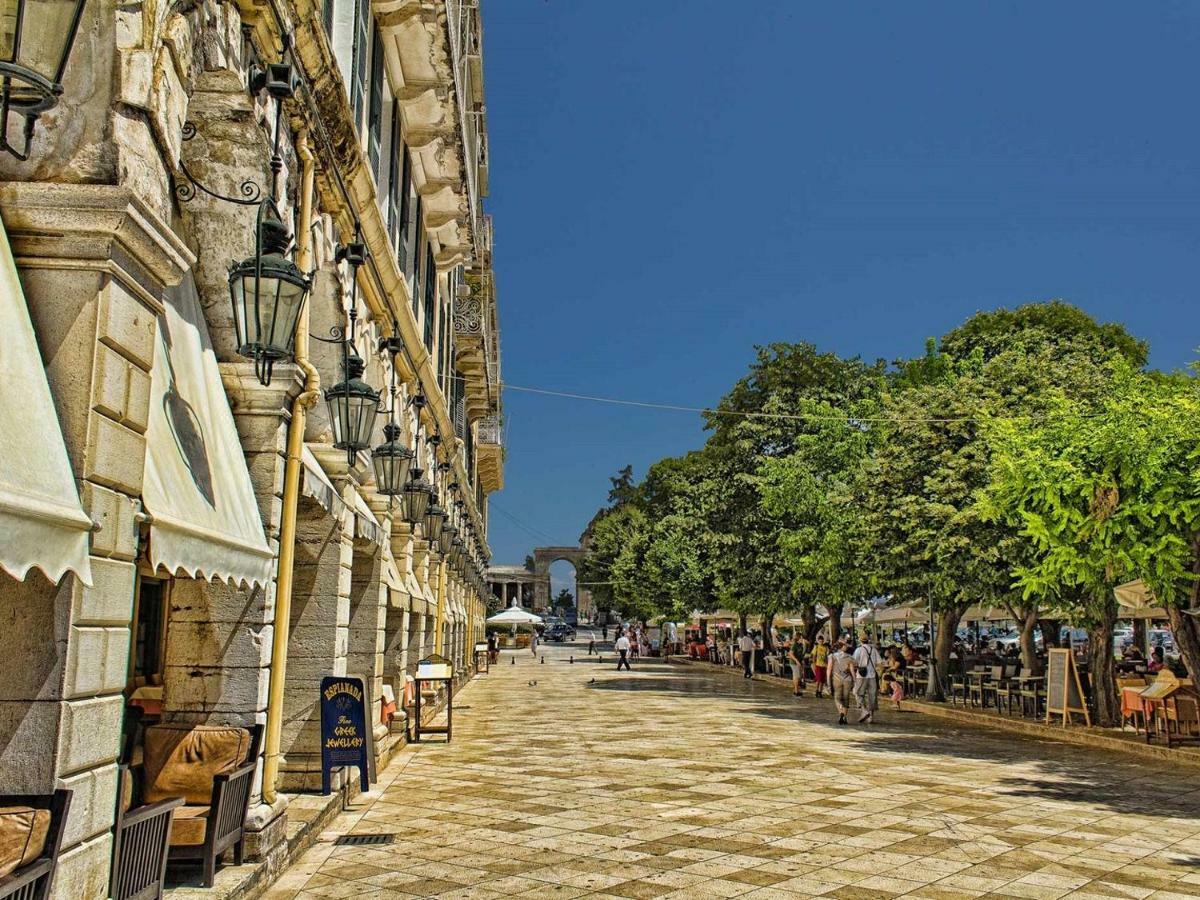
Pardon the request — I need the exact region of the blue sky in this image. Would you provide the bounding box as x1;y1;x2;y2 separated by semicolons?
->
481;2;1200;575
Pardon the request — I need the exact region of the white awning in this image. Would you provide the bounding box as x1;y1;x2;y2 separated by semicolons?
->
383;555;404;592
0;216;92;585
300;445;346;523
142;274;273;589
423;579;439;619
350;490;380;546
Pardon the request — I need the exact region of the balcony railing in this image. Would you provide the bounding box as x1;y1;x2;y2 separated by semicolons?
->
477;415;502;446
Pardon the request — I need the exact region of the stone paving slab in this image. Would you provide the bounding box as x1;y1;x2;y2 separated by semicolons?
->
264;637;1200;899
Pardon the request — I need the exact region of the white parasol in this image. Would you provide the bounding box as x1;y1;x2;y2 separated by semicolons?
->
487;602;543;626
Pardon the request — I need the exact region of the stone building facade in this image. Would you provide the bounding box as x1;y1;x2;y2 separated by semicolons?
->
0;0;502;895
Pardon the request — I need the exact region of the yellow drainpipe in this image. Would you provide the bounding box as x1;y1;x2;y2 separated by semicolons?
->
262;130;319;805
434;553;448;655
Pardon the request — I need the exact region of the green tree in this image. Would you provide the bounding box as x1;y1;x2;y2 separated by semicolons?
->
703;344;886;643
982;366;1200;723
553;587;575;610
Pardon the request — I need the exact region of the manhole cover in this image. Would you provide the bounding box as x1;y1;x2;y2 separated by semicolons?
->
334;834;395;846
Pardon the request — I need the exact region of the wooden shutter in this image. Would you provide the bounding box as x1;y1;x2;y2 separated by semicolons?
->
411;199;423;318
397;146;412;272
423;245;436;351
367;27;384;176
350;0;370;127
387;103;403;247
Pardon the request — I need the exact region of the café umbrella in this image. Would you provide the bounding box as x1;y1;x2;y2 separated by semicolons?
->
486;602;543;627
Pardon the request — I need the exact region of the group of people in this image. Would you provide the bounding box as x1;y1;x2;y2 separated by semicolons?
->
727;630;912;726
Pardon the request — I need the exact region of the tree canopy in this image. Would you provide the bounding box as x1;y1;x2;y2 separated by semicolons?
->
577;302;1200;714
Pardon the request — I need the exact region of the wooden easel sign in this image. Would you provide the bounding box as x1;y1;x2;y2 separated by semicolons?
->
1046;647;1091;727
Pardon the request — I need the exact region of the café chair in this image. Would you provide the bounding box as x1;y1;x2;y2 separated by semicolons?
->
132;723;262;887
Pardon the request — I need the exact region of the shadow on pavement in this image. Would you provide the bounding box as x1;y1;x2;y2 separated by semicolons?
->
587;663;1200;825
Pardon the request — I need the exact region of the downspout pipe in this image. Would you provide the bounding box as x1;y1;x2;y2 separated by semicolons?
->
434;555;448;655
263;130;320;805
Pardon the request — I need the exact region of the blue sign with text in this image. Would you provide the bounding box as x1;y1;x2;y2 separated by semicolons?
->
319;675;370;795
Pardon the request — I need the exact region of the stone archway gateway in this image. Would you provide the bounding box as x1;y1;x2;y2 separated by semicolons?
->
533;547;590;618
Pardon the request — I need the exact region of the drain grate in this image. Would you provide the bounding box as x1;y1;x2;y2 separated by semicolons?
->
335;833;396;847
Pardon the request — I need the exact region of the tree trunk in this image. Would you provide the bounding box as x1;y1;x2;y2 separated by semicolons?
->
1038;617;1062;650
761;613;775;652
826;603;842;646
1018;606;1041;674
926;607;962;702
1132;618;1148;656
738;613;747;636
1086;600;1119;727
1167;535;1200;682
799;605;825;646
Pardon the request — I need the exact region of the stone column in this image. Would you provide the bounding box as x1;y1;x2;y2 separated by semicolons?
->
0;183;190;899
346;527;386;759
279;482;351;792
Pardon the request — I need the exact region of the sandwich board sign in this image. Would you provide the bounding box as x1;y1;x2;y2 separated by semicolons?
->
1045;648;1091;727
319;675;372;794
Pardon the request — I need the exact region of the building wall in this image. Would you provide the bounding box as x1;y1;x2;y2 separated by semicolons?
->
0;0;501;893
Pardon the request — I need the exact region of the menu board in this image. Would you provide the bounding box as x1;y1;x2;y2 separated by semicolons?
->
416;654;454;680
1046;648;1090;726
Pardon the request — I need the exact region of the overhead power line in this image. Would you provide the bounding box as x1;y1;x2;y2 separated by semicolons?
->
488;501;564;545
500;382;982;424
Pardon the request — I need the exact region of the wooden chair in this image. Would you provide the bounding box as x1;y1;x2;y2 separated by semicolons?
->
978;666;1006;710
0;789;71;900
137;723;261;888
111;768;183;900
1154;692;1200;748
994;667;1028;715
1016;674;1044;718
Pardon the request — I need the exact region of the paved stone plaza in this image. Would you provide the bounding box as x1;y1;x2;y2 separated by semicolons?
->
266;634;1200;899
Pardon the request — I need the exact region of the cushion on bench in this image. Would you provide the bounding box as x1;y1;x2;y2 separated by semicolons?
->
143;725;252;805
168;805;210;847
0;806;50;878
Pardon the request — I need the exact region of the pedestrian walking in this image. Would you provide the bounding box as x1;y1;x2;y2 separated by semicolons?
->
488;633;498;665
810;635;830;699
828;640;855;725
530;632;539;657
588;637;596;655
852;633;881;724
788;632;807;696
602;624;608;641
738;631;756;679
615;632;631;670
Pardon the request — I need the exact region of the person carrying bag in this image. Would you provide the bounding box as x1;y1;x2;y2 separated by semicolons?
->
851;634;881;724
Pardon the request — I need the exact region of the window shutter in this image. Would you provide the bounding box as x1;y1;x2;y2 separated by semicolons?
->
397;146;412;272
350;0;370;127
411;200;423;319
387;103;403;246
423;246;436;351
367;27;384;177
